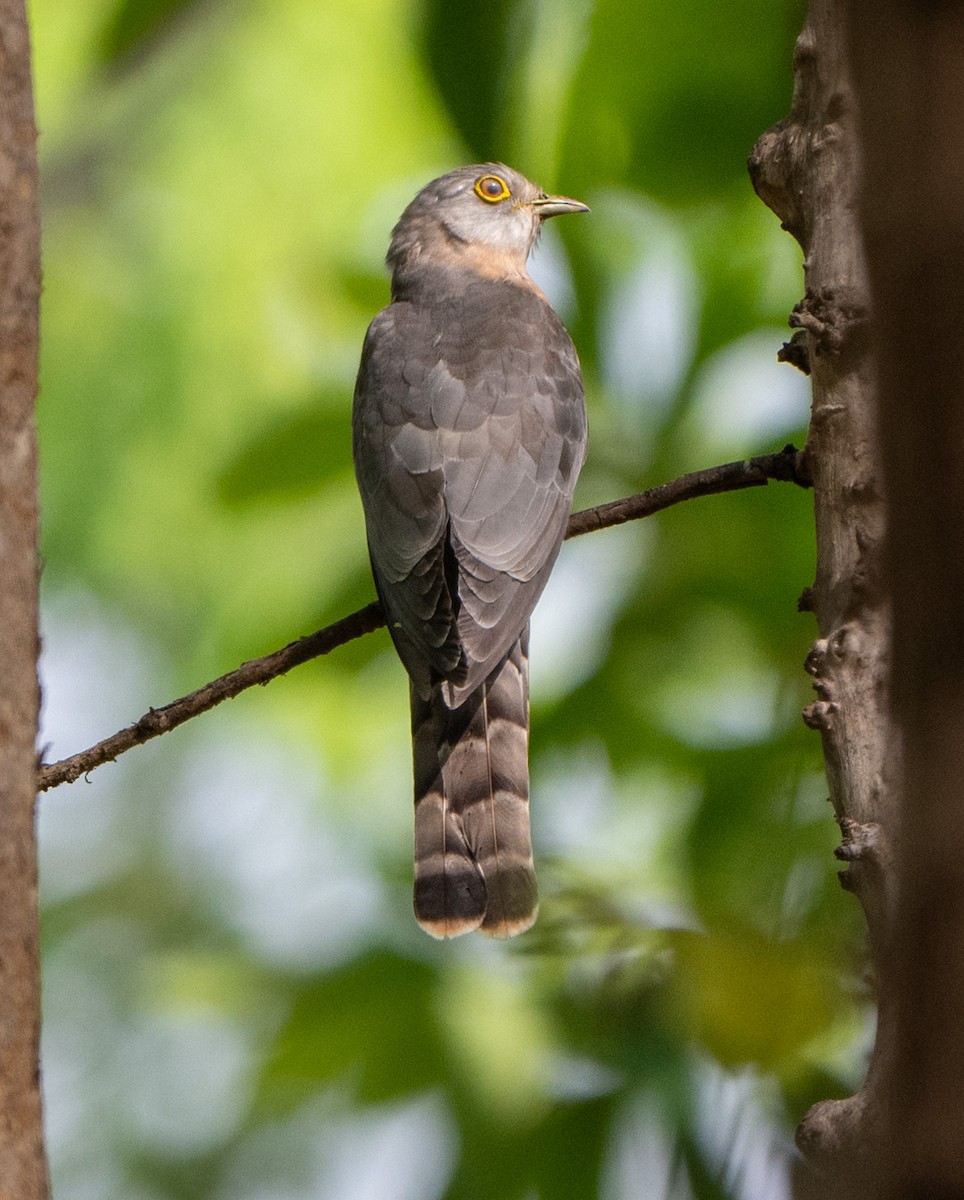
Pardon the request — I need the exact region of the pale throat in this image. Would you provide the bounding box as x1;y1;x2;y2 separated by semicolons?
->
432;220;541;286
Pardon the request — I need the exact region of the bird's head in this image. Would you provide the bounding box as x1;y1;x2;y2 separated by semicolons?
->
386;163;588;291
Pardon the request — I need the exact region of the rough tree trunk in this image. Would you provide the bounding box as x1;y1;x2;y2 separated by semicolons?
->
0;3;49;1197
844;2;964;1194
749;1;897;1194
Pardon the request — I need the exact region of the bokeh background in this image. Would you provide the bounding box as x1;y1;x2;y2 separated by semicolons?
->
31;0;870;1196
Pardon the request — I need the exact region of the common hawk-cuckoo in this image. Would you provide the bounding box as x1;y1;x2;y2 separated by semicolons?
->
352;164;588;938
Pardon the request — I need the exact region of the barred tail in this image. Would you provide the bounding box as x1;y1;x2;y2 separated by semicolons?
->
411;635;537;938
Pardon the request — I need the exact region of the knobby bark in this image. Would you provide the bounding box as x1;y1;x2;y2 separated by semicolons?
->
750;1;897;1193
0;2;49;1198
845;3;964;1194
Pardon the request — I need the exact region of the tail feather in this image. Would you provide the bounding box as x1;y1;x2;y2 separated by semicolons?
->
412;633;537;938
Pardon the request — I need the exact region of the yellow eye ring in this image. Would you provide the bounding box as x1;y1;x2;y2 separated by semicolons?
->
474;174;511;203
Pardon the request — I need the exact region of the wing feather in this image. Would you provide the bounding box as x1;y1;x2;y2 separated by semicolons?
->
352;274;586;699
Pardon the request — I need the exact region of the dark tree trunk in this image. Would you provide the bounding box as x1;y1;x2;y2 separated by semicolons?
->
756;2;964;1196
0;2;49;1196
845;2;964;1194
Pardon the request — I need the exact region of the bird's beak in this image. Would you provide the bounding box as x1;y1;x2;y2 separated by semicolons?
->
531;193;590;219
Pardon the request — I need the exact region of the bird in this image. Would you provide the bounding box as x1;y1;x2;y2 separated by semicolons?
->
352;163;589;938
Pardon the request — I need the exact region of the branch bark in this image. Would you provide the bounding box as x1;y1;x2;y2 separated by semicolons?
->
38;447;808;792
750;3;896;1192
0;2;49;1196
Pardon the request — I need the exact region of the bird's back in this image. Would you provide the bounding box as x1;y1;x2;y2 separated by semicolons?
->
353;268;586;699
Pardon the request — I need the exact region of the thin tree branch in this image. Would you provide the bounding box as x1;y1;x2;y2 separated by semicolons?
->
564;444;809;537
37;602;387;792
37;445;809;793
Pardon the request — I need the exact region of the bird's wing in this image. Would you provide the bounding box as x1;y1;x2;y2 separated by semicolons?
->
352;279;587;697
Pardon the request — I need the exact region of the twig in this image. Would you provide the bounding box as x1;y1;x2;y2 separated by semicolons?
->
37;603;386;791
38;445;809;792
564;445;809;537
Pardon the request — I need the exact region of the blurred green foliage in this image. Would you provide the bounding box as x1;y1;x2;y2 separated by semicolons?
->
32;0;869;1197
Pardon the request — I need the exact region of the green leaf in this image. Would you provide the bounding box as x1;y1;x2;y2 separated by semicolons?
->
418;0;520;160
258;952;446;1111
668;923;837;1070
95;0;208;74
216;400;353;507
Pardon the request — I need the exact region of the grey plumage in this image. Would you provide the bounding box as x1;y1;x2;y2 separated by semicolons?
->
352;164;588;937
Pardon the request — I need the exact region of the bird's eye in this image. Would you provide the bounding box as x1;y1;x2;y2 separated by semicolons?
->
474;174;511;203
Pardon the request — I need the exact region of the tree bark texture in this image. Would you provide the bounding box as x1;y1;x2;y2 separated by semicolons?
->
749;2;897;1193
0;3;49;1198
844;3;964;1195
